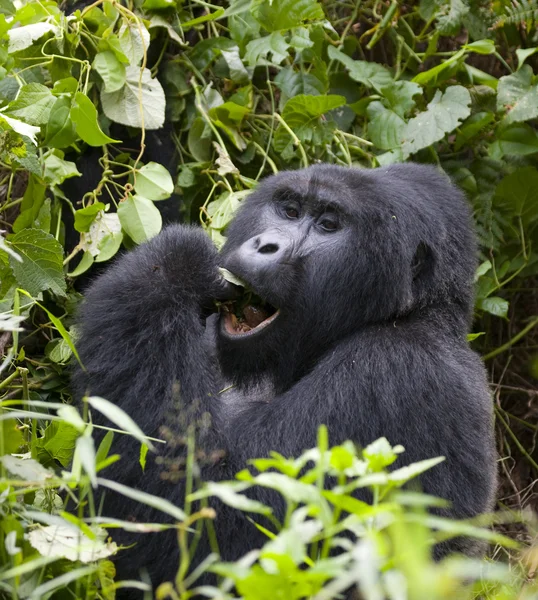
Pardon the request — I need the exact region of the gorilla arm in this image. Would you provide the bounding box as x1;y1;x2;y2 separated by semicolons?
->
73;225;227;441
224;324;496;530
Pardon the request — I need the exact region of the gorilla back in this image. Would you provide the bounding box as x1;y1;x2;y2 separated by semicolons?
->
73;163;497;589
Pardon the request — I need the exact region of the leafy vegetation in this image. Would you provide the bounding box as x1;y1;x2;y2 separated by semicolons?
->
1;0;538;597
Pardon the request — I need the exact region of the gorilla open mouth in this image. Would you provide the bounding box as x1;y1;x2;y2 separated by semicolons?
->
218;269;280;337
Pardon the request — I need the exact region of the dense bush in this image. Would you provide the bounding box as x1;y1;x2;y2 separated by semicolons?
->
1;0;538;597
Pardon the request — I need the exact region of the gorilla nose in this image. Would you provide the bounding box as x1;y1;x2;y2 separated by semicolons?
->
251;231;290;258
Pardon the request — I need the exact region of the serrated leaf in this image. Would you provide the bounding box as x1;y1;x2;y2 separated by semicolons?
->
8;229;66;296
327;46;393;92
401;86;471;158
274;94;345;152
497;65;538;124
244;32;290;66
93;51;126;93
6;83;55;126
367;104;405;150
101;67;165;130
250;0;324;31
70;93;121;146
35;420;79;467
0;114;40;145
118;195;162;244
135;162;174;201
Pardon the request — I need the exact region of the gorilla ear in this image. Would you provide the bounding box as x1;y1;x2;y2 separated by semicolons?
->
412;242;434;281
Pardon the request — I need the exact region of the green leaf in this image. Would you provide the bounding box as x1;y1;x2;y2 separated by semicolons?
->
367;103;406;150
489;123;538;159
74;203;106;233
101;67;166;130
97;477;186;521
44;96;77;149
86;396;156;452
43;153;81;186
244;32;290;66
436;0;469;35
495;167;538;226
190;481;272;514
6;83;56;126
463;39;495;55
477;296;509;318
250;0;324;32
35;421;79;468
402;86;471;158
274;94;346;152
327;46;393;92
218;267;247;288
516;47;538;69
380;80;421;117
7;22;58;53
8;229;65;296
497;65;538;124
134;162;174;200
188;117;213;162
70;92;121;146
221;47;250;84
93;51;126;93
118;195;162;244
118;21;150;66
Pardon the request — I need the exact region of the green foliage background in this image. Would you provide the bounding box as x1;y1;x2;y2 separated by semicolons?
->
1;0;538;597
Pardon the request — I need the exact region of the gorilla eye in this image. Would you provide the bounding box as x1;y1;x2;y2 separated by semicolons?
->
285;205;300;219
318;214;339;232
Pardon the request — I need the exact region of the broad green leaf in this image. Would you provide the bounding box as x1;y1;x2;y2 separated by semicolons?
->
93;50;126;93
118;21;150;66
244;32;290;66
7;22;58;53
516;47;538;69
412;48;465;86
497;65;538;124
381;80;421;117
45;337;73;364
8;228;65;297
67;251;94;277
221;47;250;84
27;525;115;562
101;67;166;130
477;296;509;318
274;67;326;104
250;0;324;32
74;203;106;233
135;162;175;200
402;86;471;158
70;93;120;146
188;117;213;162
6;83;55;125
118;195;162;244
79;212;123;262
35;420;79;467
327;46;393;92
45;96;77;148
274;94;346;152
367;103;405;150
97;477;186;520
495;167;538;225
0;455;54;481
489;124;538;159
43;153;81;186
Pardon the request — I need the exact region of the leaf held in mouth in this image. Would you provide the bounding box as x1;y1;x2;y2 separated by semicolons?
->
218;267;248;288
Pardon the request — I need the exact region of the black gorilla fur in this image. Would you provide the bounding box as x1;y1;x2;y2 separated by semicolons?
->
73;163;497;590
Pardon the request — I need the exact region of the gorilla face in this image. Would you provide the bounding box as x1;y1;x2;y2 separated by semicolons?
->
216;163;476;385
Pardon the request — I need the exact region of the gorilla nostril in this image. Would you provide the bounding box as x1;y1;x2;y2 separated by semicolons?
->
258;243;279;254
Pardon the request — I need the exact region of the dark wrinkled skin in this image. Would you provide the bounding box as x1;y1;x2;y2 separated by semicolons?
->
73;164;497;595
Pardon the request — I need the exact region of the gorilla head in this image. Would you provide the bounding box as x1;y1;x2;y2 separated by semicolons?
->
217;164;477;386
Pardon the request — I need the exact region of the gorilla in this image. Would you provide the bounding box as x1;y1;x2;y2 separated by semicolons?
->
73;163;497;591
